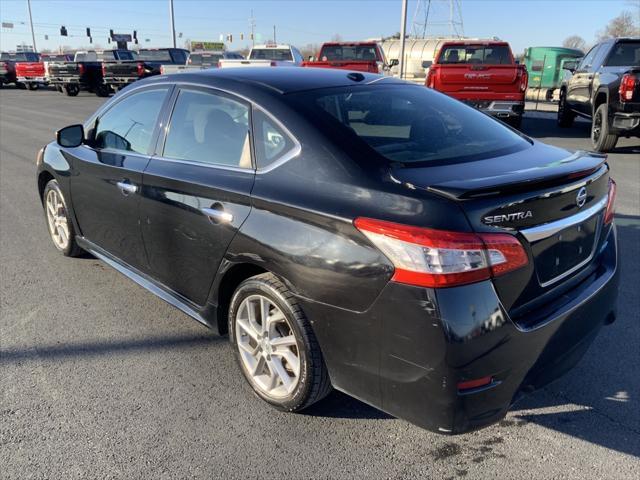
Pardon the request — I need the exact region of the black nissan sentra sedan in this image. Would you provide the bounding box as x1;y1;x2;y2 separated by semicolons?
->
36;68;619;433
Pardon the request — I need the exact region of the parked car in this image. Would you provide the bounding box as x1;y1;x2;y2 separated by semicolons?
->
424;40;528;128
161;50;244;74
0;51;22;87
302;42;395;73
13;52;48;90
37;68;618;434
102;48;188;90
218;44;303;68
523;46;583;102
558;37;640;152
49;50;136;97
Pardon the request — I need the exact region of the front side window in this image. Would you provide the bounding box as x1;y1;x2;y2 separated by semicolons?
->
252;108;296;169
291;85;530;166
579;45;600;69
93;87;168;154
163;89;251;168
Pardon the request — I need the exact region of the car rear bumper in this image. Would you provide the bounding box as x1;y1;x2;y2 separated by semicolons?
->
470;100;524;119
103;77;139;85
300;225;618;433
612;112;640;135
17;76;48;84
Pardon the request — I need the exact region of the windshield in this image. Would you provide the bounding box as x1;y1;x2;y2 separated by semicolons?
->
439;45;512;64
137;50;172;61
188;53;222;66
320;45;379;61
290;85;530;165
250;48;292;61
605;41;640;67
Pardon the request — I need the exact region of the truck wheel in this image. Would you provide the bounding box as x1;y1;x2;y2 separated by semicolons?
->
557;90;575;128
591;104;618;152
16;82;26;90
27;82;38;90
64;84;80;97
95;84;112;97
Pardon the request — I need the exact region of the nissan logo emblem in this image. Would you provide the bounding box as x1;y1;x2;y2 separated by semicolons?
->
576;187;587;208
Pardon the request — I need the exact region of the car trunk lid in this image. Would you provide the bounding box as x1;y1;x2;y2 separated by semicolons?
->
390;141;611;316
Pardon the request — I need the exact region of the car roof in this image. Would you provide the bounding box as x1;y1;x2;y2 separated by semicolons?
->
152;67;406;94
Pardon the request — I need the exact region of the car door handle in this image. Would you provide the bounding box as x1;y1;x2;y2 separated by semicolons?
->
201;207;233;224
116;181;138;196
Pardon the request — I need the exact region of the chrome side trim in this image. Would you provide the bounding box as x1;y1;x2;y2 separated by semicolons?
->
520;196;608;242
76;237;210;328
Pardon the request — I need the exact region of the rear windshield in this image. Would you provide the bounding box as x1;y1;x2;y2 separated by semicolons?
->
250;48;292;61
188;53;222;66
1;52;39;62
438;45;512;64
42;54;71;62
290;85;529;165
605;41;640;67
137;50;172;61
320;45;379;61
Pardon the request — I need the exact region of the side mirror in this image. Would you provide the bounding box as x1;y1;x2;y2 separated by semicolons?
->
56;124;84;148
421;60;432;69
563;60;577;72
389;58;399;67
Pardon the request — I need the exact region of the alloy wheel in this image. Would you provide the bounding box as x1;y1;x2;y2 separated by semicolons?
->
235;294;301;399
592;110;602;144
45;189;70;250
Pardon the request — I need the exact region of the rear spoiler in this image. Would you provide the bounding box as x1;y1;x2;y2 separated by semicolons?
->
428;151;607;200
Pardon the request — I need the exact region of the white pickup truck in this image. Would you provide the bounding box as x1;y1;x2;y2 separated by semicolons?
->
161;50;244;74
218;44;304;68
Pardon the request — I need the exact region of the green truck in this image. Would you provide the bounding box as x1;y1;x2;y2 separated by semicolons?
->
523;46;583;102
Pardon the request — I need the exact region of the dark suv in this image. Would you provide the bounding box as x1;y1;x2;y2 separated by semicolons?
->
558;37;640;151
37;68;618;434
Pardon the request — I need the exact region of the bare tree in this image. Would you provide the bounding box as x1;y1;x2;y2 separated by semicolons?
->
300;43;320;60
598;10;640;40
562;35;587;52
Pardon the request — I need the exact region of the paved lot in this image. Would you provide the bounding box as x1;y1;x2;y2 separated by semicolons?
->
1;86;639;479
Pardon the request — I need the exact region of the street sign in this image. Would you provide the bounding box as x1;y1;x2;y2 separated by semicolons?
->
2;22;14;29
190;41;225;51
111;33;132;42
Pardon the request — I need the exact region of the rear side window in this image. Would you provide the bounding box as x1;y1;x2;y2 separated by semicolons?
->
292;85;529;165
605;42;640;67
163;89;251;168
439;45;512;64
94;87;168;154
252;108;297;169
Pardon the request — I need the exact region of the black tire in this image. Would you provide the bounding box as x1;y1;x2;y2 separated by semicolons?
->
42;180;84;257
591;103;618;152
16;82;26;90
229;272;332;412
27;82;38;90
95;84;112;97
64;84;80;97
557;89;575;128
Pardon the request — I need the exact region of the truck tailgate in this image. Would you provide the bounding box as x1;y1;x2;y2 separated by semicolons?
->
435;65;521;93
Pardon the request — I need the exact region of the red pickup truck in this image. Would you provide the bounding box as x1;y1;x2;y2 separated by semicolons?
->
15;52;47;90
425;41;528;128
302;42;394;74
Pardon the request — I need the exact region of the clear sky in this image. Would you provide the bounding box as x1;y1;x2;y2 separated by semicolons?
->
0;0;637;54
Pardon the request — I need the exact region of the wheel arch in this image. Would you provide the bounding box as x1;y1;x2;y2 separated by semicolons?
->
593;90;609;114
37;170;55;204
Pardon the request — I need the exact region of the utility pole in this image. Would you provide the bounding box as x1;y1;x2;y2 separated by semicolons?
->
169;0;176;48
26;0;37;51
398;0;408;79
273;25;277;44
249;9;255;46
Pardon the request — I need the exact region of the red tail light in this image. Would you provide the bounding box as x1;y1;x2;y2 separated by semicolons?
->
78;63;85;75
458;376;493;391
354;218;528;288
160;65;165;74
518;68;528;92
101;63;106;76
137;62;144;77
426;66;437;88
619;74;636;102
604;178;617;224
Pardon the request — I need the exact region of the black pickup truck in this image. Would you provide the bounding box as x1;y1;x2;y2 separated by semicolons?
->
558;37;640;152
49;50;136;97
102;48;188;90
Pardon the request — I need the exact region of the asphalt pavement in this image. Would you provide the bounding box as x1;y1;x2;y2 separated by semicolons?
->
1;86;639;479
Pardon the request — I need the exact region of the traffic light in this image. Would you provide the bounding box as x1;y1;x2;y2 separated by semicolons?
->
60;26;67;36
109;29;114;37
89;37;92;44
86;27;91;37
240;33;244;40
133;30;137;40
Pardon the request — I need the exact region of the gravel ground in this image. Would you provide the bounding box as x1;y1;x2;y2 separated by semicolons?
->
1;87;639;479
